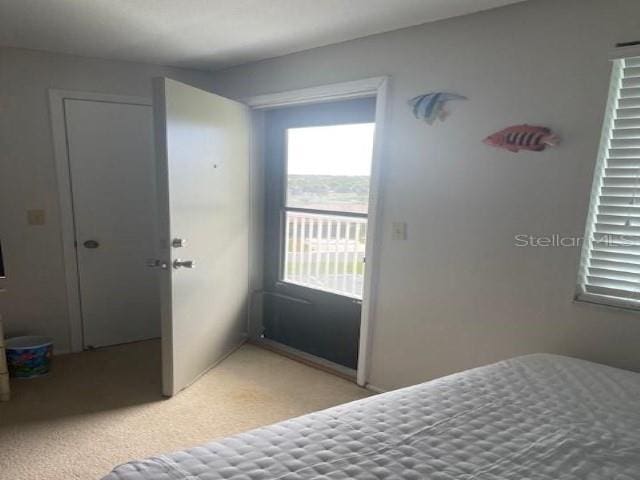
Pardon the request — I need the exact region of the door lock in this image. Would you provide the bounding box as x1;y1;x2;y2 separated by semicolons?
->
173;259;195;269
171;238;187;248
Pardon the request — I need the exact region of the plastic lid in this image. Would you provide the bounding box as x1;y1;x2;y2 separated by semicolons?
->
5;336;53;349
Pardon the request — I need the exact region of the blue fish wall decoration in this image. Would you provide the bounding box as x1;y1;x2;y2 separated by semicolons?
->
408;92;467;125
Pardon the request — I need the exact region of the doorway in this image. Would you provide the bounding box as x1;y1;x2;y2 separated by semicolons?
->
51;92;160;349
51;78;386;393
261;98;376;371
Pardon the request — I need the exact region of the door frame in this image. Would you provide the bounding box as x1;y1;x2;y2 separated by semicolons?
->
244;76;389;387
49;89;152;353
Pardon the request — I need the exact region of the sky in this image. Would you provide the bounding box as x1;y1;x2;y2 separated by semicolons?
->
287;123;375;176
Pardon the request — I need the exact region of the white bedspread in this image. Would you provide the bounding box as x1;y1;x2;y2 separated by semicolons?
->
103;354;640;479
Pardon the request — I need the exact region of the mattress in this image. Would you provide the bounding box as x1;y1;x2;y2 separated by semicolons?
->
103;354;640;479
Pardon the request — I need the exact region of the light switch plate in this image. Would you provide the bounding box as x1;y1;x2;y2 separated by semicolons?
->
392;221;407;240
27;209;45;226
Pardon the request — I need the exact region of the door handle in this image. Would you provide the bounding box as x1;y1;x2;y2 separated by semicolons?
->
146;259;168;269
173;259;195;269
83;240;99;249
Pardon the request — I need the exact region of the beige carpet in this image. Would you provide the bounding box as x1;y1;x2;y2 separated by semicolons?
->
0;341;369;479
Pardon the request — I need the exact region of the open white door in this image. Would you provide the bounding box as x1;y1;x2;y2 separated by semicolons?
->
153;78;251;396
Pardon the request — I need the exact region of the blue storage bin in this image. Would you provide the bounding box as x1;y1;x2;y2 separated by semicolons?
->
5;336;53;378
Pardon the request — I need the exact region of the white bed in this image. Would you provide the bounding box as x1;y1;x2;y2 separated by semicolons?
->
103;354;640;479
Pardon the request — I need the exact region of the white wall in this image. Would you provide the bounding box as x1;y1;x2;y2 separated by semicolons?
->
0;47;213;353
208;0;640;390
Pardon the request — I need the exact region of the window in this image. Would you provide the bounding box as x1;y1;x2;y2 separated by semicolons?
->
578;55;640;309
282;123;375;298
285;123;374;214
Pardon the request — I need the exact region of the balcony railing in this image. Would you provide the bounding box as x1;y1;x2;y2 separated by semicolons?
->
283;211;367;298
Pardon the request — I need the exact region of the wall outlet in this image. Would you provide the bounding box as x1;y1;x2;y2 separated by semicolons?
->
27;209;45;226
392;221;407;240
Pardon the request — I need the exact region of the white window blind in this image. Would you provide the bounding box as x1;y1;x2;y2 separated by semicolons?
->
578;55;640;309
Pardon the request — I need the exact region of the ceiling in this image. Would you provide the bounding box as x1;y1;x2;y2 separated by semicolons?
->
0;0;525;71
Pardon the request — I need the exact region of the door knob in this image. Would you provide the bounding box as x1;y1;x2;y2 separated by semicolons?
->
173;259;195;269
83;240;99;249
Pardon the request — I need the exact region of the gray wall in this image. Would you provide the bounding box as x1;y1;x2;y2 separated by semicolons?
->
0;47;213;352
208;0;640;390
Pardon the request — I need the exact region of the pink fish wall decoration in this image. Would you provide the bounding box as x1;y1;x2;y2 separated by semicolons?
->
483;125;560;152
